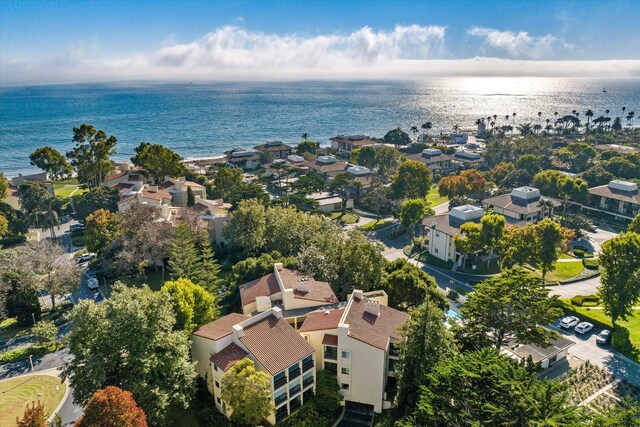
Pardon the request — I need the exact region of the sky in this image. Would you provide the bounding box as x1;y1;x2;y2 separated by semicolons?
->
1;0;640;85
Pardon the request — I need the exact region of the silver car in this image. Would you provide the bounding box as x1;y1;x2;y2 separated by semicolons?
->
86;278;100;291
574;322;594;335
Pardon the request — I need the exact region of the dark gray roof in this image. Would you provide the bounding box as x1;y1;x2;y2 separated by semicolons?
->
407;152;456;165
505;336;574;364
482;194;561;215
422;214;479;236
589;185;640;205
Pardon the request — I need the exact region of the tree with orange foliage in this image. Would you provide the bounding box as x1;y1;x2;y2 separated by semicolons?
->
16;401;46;427
75;386;147;427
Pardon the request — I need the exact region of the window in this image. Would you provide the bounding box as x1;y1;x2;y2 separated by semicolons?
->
341;367;350;375
435;232;440;237
434;248;439;254
215;381;220;389
213;365;218;372
341;383;350;390
341;351;350;359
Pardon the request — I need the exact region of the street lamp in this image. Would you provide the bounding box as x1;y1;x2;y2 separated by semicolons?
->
32;312;36;326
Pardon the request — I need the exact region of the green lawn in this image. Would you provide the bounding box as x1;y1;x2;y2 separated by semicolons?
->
0;374;66;425
459;258;501;275
53;179;87;202
0;318;30;341
359;219;392;231
329;211;359;224
0;343;63;364
545;260;585;282
427;187;448;207
132;269;167;292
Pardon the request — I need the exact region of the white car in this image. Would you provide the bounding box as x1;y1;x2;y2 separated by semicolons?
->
77;253;96;263
559;316;579;329
574;322;594;335
86;278;100;291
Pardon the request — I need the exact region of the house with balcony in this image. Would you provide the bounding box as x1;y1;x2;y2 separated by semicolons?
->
329;135;379;156
585;180;640;220
302;156;349;180
239;263;340;329
191;307;317;425
407;148;456;176
117;184;173;212
190;197;231;243
299;289;409;413
159;176;206;207
482;186;561;223
254;140;294;159
224;148;262;170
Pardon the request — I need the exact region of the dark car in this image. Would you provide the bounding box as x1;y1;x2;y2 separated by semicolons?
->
596;329;612;345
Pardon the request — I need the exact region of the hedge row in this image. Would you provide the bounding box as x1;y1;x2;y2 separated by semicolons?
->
583;258;600;270
570;294;601;307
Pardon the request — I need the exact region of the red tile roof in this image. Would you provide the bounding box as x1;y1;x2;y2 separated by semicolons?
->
343;295;410;351
192;313;249;340
106;171;128;181
300;308;345;332
277;268;338;304
210;342;249;371
239;273;280;307
239;315;315;376
322;334;339;346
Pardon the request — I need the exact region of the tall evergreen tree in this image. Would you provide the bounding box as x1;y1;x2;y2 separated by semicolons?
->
168;222;201;282
186;186;195;207
198;243;222;296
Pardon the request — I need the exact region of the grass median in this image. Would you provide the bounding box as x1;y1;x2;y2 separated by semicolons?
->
0;374;67;425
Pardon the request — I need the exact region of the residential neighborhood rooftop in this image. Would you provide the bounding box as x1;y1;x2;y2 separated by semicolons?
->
300;308;345;332
192;313;250;341
209;342;249;372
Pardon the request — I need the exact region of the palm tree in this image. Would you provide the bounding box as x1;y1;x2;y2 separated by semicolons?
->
622;106;626;118
538;111;542;123
410;125;418;140
421;122;432;137
452;124;460;133
554;111;558;121
512;112;516;126
627;111;635;128
517;122;533;136
533;123;542;134
301;132;310;140
505;115;510;124
585;109;593;130
493;114;497;123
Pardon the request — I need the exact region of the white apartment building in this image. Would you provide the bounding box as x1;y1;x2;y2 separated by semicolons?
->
422;204;484;263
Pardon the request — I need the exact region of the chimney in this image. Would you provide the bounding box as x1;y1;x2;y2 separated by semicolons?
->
232;324;244;339
297;278;309;293
272;307;283;319
274;262;283;271
353;290;363;300
431;221;436;228
149;185;158;193
365;300;380;317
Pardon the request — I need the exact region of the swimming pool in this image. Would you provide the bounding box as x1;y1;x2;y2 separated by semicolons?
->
446;309;462;319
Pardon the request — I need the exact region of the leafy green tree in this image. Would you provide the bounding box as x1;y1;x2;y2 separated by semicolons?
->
198;243;223;294
328;172;354;214
580;165;616;187
229;182;270;206
131;142;183;182
290;173;325;195
75;186;120;221
32;240;82;311
85;209;119;255
210;167;243;201
0;202;29;241
532;218;564;280
374;145;405;176
391;160;432;200
383;258;446;311
223;199;267;256
29;146;72;180
221;358;274;426
454;221;483;268
438;175;469;198
395;302;456;414
499;224;535;269
629;215;640;234
598;232;640;327
501;168;533;188
18;181;54;224
75;386;148;427
67;124;117;188
168;222;202;281
332;230;386;299
399;349;582;427
187;186;195;206
515;154;543;176
602;156;640;180
480;214;506;268
400;198;431;239
383;127;411;147
350;146;377;169
296;140;319;156
62;283;196;425
489;161;515;184
461;268;561;349
279;370;343;427
5;279;42;326
0;214;8;238
161;278;216;333
556;142;598;172
0;172;7;199
32;320;57;346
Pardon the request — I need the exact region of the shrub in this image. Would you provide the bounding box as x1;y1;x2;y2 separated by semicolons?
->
583;258;600;270
454;286;469;296
447;290;459;301
571;294;601;307
612;328;632;353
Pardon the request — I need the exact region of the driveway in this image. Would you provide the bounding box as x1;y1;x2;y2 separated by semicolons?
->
547;275;601;299
549;322;640;386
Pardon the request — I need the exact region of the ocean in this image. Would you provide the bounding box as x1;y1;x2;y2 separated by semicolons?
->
1;78;639;177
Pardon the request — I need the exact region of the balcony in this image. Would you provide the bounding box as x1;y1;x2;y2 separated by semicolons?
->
289;384;301;396
274;376;287;390
324;347;337;360
275;392;288;407
302;359;314;373
289;397;301;413
275;406;289;423
303;376;314;389
289;368;301;381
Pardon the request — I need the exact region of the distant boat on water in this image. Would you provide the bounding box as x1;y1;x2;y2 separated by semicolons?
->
603;88;608;93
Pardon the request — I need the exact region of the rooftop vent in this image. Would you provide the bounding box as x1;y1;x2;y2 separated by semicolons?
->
608;180;638;192
365;299;380;317
455;151;481;160
230;149;256;158
255;296;272;313
317;156;337;165
324;309;331;315
449;204;484;221
287;154;305;163
510;186;541;200
266;140;283;147
422;148;442;158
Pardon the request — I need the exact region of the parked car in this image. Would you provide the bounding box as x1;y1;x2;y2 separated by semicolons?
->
596;329;612;345
574;322;594;335
559;316;579;329
70;223;85;232
76;253;96;263
86;277;100;291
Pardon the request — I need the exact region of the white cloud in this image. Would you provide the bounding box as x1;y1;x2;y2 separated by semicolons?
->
467;26;570;59
1;25;639;85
